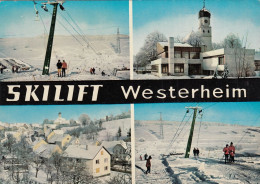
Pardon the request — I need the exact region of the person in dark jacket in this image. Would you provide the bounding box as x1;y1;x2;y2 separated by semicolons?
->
56;60;62;77
144;153;148;160
92;67;95;74
145;156;152;174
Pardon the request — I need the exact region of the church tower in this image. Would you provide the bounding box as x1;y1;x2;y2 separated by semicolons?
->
198;1;212;52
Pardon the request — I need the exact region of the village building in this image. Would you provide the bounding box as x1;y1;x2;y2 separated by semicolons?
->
63;145;111;177
150;6;256;78
101;141;130;163
54;112;70;125
34;143;62;159
47;133;72;149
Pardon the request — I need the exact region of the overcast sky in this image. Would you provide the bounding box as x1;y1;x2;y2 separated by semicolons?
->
133;0;260;54
0;1;129;38
0;104;130;124
135;102;260;127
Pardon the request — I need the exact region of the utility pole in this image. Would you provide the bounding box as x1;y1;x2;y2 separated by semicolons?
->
159;112;164;139
117;27;121;54
184;106;201;158
42;2;59;75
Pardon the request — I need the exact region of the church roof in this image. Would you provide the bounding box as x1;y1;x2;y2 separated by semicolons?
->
199;7;211;18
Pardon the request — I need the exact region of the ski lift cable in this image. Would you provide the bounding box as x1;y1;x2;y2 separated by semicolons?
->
168;111;189;147
169;113;193;148
196;113;203;147
59;11;100;56
47;11;85;47
59;11;109;71
64;10;115;75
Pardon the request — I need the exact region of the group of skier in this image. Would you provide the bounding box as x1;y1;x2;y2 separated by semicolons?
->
56;60;68;77
223;142;236;164
140;153;152;174
90;67;96;75
0;64;6;74
193;148;200;157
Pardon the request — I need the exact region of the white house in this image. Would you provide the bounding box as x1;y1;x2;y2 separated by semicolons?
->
150;5;256;78
63;145;111;177
101;141;130;163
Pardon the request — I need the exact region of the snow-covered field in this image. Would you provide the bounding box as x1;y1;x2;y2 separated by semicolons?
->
99;118;131;141
135;120;260;184
0;34;129;81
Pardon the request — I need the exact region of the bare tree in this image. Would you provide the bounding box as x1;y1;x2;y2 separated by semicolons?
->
186;31;202;47
135;31;167;67
78;114;91;127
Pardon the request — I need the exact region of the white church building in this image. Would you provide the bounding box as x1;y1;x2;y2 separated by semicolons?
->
151;6;256;77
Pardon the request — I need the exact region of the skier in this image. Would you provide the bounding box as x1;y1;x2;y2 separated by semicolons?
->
90;68;93;74
144;153;148;160
101;70;105;76
0;64;3;74
223;144;229;164
230;150;235;163
140;155;142;161
229;142;235;163
62;60;68;77
56;60;62;77
145;156;152;174
12;66;15;73
197;148;200;157
193;148;197;157
15;66;19;73
92;67;95;74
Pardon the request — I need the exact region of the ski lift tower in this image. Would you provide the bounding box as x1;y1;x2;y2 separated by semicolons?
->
42;1;65;75
184;106;202;158
117;27;121;54
159;112;164;139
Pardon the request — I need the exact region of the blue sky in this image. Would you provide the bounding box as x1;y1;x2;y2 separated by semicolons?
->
135;102;260;127
0;1;129;38
133;0;260;54
0;104;130;124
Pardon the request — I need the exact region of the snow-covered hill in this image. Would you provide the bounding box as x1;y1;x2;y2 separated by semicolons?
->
135;120;260;184
98;118;131;141
0;34;129;81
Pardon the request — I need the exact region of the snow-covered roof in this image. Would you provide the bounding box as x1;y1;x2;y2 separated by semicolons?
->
34;144;60;159
158;42;192;48
63;145;105;160
101;141;127;154
48;134;69;143
255;52;260;60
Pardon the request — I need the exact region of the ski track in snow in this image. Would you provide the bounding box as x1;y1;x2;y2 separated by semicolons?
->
135;121;260;184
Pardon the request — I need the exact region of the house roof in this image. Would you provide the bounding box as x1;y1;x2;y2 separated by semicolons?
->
63;145;106;160
101;141;127;154
158;42;193;48
34;144;60;159
48;134;69;143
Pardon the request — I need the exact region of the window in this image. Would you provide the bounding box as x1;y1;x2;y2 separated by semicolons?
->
203;30;205;33
174;51;181;58
104;158;108;163
101;151;104;155
208;30;210;33
174;64;184;73
104;166;108;171
218;57;224;65
96;159;99;164
182;52;189;59
96;168;100;173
